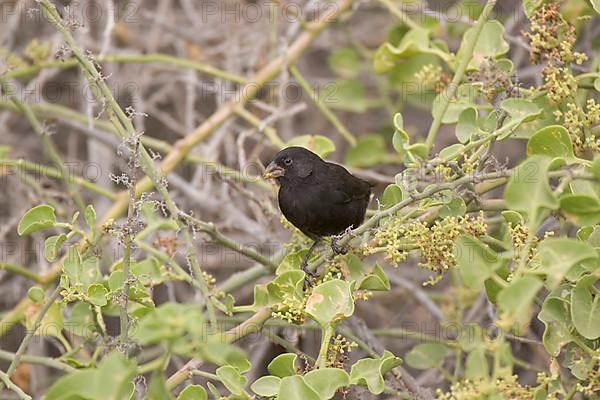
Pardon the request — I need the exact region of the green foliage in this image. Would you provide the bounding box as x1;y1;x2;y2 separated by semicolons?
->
405;343;449;369
45;353;136;400
17;204;57;235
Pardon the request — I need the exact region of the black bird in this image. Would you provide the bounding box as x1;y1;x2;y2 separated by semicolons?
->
263;146;372;281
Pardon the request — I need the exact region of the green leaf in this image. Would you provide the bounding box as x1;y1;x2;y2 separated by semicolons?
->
84;204;96;231
268;270;305;301
216;366;247;396
350;351;402;395
44;234;67;262
439;197;467;218
328;48;361;79
523;0;543;18
358;264;391;291
392;112;404;132
323;79;369;113
571;275;600;340
504;155;559;227
501;98;543;135
251;376;280;397
67;302;96;337
343;253;367;282
305;279;354;327
527;125;575;160
564;343;594;380
484;264;509;305
25;300;63;337
501;210;524;226
405;343;449;369
87;283;109;307
18;204;57;235
438;143;465;161
286;135;336;158
27;287;45;303
148;372;174;400
455;108;479;143
45;353;136;400
178;385;207;400
538;291;574;357
304;368;350;399
538;238;598;289
374;27;431;73
196;341;250;372
345;135;387;167
465;347;488;380
560;194;600;226
267;353;298;378
498;276;543;330
132;257;167;286
455;235;506;289
381;184;403;208
205;382;221;399
392;123;427;162
431;85;477;124
457;20;509;70
278;376;320;400
63;247;83;287
591;156;600;180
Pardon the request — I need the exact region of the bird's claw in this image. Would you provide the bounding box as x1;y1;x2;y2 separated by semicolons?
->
332;227;353;255
301;262;317;288
331;237;348;255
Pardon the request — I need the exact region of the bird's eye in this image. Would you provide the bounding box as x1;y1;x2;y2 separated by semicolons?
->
283;158;292;166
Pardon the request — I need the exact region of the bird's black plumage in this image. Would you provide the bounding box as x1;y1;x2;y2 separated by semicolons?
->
264;146;371;280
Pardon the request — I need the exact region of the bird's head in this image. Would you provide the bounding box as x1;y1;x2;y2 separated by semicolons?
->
263;146;321;183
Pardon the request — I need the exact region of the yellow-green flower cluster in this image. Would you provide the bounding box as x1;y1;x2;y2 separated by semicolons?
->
509;223;554;265
576;357;600;396
542;65;578;104
317;256;344;284
554;99;600;155
370;213;487;285
436;374;560;400
414;64;450;93
525;2;587;103
272;294;307;325
202;271;216;290
327;334;358;367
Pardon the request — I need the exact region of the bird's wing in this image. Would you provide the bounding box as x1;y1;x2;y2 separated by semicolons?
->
320;163;372;203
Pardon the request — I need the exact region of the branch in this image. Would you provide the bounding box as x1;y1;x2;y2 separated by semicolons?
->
0;0;353;339
0;286;61;392
165;307;272;390
424;0;498;153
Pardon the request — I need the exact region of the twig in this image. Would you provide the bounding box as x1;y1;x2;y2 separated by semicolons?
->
0;159;118;200
0;262;44;284
0;370;32;400
0;286;61;392
289;65;357;146
0;0;352;339
424;0;498;153
0;82;86;212
3;53;247;84
0;349;75;373
165;307;272;390
178;212;278;271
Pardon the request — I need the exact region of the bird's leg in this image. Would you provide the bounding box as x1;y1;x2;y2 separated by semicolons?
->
331;226;353;255
300;239;320;286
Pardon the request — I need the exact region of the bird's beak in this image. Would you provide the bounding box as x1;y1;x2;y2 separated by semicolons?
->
263;162;285;180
